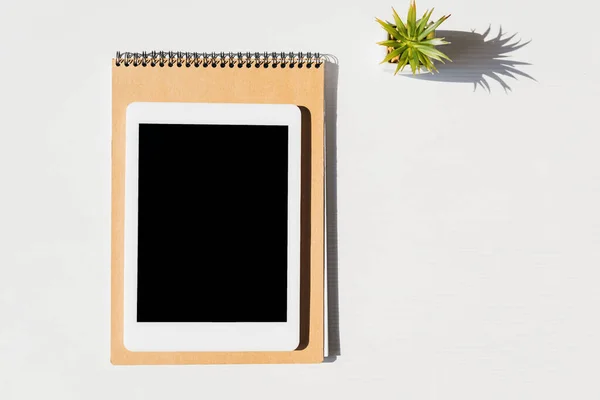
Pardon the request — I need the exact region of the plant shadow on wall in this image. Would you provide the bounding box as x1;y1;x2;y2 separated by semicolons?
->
408;26;536;92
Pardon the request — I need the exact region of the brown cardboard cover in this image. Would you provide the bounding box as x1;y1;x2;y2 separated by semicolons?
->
111;62;325;364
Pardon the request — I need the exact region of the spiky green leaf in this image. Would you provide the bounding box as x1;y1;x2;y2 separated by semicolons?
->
380;45;407;64
377;40;404;48
419;52;438;73
417;52;429;72
394;51;410;75
418;14;451;41
391;7;408;37
407;48;416;74
376;18;403;41
412;48;420;73
407;0;417;37
411;49;443;64
412;44;451;62
416;8;434;36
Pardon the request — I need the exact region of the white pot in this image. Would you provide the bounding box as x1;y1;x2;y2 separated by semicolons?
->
381;60;431;75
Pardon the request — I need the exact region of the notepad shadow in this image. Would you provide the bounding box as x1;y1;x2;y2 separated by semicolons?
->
324;62;341;362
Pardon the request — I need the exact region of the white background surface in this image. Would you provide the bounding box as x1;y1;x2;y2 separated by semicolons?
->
1;0;599;399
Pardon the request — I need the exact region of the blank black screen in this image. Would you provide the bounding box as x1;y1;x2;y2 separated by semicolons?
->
136;123;288;322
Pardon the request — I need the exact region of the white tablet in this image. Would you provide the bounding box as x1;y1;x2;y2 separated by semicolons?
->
123;102;301;352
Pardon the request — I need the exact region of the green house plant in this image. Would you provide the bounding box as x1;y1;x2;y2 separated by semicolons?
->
376;0;452;75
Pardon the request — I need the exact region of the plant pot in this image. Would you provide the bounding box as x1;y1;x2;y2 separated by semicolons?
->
381;32;436;75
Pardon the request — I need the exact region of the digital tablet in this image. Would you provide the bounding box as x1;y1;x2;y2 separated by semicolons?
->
123;102;301;352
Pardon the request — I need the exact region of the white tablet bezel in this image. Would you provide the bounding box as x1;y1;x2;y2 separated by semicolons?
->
123;102;301;352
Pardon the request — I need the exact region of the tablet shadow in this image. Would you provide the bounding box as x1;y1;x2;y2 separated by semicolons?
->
408;26;535;92
297;106;312;351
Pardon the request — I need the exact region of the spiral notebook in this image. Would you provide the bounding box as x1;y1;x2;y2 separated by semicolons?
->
111;51;326;365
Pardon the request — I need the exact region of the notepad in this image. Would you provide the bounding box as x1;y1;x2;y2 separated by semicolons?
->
111;52;326;365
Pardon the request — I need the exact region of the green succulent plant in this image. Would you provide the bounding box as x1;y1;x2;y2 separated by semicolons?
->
376;0;452;75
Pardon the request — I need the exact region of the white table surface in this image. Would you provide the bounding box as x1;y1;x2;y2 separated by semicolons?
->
1;0;599;399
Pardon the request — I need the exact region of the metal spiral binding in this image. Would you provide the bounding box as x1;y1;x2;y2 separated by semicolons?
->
115;51;324;68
